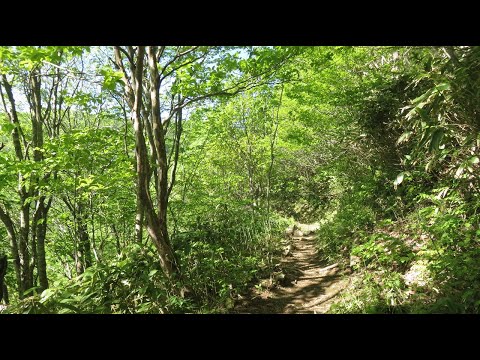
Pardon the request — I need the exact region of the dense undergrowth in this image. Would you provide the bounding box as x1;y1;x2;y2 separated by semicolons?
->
323;46;480;313
5;209;288;314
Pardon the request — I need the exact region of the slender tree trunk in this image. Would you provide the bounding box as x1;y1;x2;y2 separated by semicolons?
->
75;202;92;274
135;195;144;243
114;48;146;245
30;69;50;292
111;224;122;255
34;197;50;292
0;207;21;292
90;197;100;262
147;46;180;277
167;94;182;198
18;202;32;296
0;75;33;297
266;85;283;220
0;255;8;304
115;46;180;280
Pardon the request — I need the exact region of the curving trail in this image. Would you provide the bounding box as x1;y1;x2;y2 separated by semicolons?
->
233;224;350;314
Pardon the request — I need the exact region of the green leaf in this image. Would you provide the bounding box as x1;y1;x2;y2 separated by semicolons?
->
468;156;479;165
148;269;159;277
39;288;55;303
412;88;433;105
429;128;444;152
58;303;81;313
0;121;15;133
100;66;123;91
411;108;431;124
435;83;450;92
23;286;40;296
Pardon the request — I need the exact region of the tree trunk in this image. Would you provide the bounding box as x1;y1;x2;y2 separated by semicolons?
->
75;202;92;274
266;85;283;221
18;201;33;296
35;199;49;292
147;46;180;277
0;75;33;297
137;47;179;278
115;46;181;280
78;217;92;272
134;191;144;243
0;207;21;291
30;70;50;292
0;255;8;304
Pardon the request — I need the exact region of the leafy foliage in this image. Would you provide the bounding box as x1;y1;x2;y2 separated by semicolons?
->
2;46;480;314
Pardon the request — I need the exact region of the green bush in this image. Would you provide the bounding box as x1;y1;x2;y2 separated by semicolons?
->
6;243;190;314
173;207;287;311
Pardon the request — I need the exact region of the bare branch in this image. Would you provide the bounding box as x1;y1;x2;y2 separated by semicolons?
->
167;95;182;198
0;75;25;161
157;46;166;63
159;46;202;79
114;46;135;109
117;46;135;65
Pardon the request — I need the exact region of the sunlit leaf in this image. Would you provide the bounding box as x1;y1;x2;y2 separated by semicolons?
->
468;156;479;165
436;187;449;199
435;82;450;92
425;159;434;172
397;131;412;145
148;269;159;277
393;172;404;187
455;166;464;178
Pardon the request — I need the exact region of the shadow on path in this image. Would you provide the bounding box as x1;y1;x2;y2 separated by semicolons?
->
233;227;350;314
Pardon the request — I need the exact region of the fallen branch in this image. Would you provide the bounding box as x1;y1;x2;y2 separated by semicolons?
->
318;263;339;272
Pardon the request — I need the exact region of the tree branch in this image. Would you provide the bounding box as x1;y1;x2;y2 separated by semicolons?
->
0;75;25;161
167;95;182;198
160;51;207;83
0;205;16;239
159;46;200;78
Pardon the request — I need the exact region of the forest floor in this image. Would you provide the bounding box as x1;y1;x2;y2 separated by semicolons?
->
233;223;351;314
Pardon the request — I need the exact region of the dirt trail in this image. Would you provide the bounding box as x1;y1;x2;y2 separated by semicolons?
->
233;223;350;314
